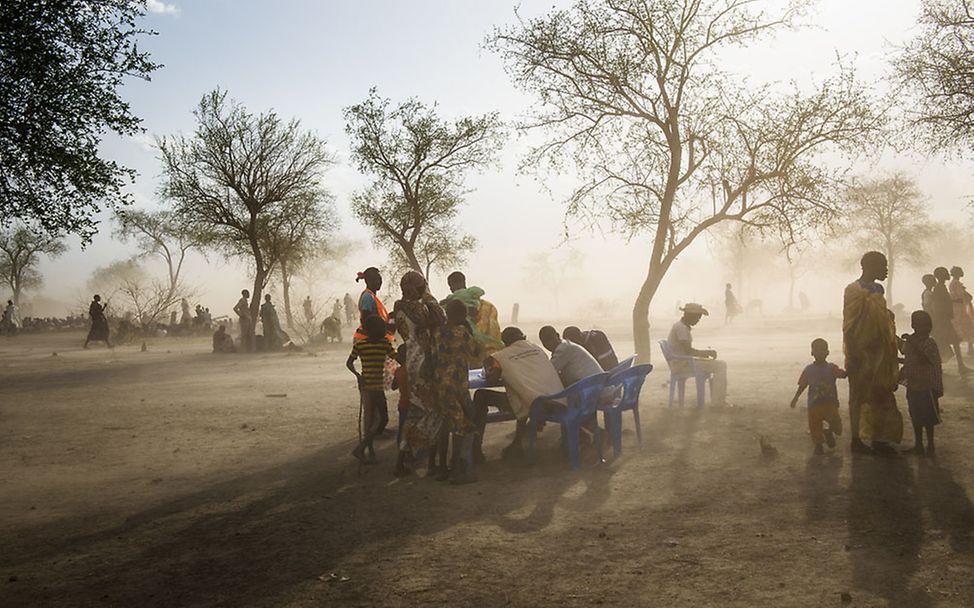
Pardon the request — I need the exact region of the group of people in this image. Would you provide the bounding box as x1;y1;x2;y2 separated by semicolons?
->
790;252;950;459
346;266;623;482
227;290;290;353
920;266;974;374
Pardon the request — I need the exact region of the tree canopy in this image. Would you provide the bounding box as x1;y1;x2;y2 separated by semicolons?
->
0;224;67;304
157;90;335;350
0;0;159;240
896;0;974;153
344;89;504;277
490;0;882;358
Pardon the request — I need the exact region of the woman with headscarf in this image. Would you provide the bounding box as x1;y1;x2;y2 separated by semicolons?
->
353;267;394;343
949;266;974;356
392;271;446;477
260;294;284;351
84;294;113;349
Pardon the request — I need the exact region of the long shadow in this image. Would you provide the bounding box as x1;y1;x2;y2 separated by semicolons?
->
917;458;974;555
1;421;612;607
847;454;930;607
801;453;843;524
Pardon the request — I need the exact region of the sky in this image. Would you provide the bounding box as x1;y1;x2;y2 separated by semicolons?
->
28;0;974;322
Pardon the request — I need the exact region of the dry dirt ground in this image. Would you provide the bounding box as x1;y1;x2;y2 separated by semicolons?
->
1;317;973;608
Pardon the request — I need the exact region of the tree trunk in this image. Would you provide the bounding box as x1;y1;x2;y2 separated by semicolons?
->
248;269;265;354
788;266;796;311
281;260;294;328
403;244;423;274
633;262;666;364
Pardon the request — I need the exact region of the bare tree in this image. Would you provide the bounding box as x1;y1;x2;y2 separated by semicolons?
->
0;224;66;304
490;0;882;360
896;0;974;153
157;90;334;351
115;209;205;300
839;173;934;305
344;90;503;275
88;258;184;350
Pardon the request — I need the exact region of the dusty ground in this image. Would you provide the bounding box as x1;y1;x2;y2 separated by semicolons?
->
1;317;973;607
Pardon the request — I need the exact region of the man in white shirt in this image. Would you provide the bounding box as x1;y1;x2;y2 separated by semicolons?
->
667;303;728;406
539;326;603;386
474;326;564;460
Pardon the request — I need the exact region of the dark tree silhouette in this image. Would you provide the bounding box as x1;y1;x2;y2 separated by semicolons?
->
157;90;334;351
344;90;503;276
0;224;66;305
0;0;159;240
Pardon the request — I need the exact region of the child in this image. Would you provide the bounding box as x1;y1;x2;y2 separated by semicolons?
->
390;344;409;449
899;310;943;457
346;315;396;464
790;338;847;455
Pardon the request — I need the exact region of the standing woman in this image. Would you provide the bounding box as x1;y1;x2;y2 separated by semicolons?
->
949;266;974;356
234;289;255;353
353;267;394;342
84;294;112;348
392;271;446;477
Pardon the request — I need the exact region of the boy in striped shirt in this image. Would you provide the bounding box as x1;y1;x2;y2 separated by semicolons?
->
347;315;396;463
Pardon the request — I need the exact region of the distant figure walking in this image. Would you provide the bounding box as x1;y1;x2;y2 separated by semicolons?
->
842;252;902;455
948;266;974;356
302;296;314;324
798;291;810;313
332;298;343;321
179;298;192;326
234;289;255;353
931;266;969;374
2;300;19;336
343;292;355;327
724;283;743;324
84;294;113;348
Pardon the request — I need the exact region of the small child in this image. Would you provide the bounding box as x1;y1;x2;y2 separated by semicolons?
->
390;344;409;449
899;310;943;457
346;315;396;464
790;338;847;455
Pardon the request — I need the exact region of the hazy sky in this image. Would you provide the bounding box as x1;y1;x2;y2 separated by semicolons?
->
30;0;974;320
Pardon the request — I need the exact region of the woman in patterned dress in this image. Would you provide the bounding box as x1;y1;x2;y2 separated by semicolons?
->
392;271;446;477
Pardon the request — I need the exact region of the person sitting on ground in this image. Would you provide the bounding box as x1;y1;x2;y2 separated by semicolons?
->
473;326;563;461
539;325;603;387
442;271;503;354
562;326;619;371
346;315;396;464
320;315;343;343
212;324;236;353
790;338;846;455
899;310;943;457
666;303;729;406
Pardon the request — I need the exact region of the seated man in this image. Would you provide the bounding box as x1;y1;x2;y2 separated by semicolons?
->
473;327;563;460
540;326;603;386
563;326;619;371
212;324;236;353
667;303;729;406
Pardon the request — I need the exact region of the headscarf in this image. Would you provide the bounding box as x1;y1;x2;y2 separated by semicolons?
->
356;267;381;285
400;271;428;301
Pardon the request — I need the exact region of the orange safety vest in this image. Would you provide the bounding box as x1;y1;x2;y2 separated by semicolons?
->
353;289;395;342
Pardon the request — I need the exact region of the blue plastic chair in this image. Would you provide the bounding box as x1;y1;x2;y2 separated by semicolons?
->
606;355;635;376
600;364;653;457
528;372;610;470
659;340;711;408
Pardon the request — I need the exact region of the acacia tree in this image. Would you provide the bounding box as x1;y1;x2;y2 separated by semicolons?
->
0;225;66;304
264;193;339;327
345;90;504;276
115;209;206;301
0;0;159;240
88;258;184;349
490;0;882;360
896;0;974;153
840;173;934;305
157;90;334;351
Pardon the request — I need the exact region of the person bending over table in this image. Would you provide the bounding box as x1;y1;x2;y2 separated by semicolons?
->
473;327;563;461
562;326;619;371
540;326;603;386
